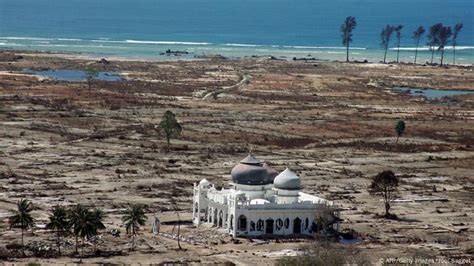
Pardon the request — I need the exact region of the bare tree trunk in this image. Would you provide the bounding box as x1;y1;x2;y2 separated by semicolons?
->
383;47;388;63
132;234;135;251
346;43;349;62
414;42;419;64
430;47;435;64
396;43;400;63
453;45;456;65
440;48;445;66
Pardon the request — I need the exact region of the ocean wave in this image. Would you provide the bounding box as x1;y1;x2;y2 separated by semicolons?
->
0;36;54;41
0;43;25;47
283;45;366;50
125;40;211;45
57;38;83;41
91;40;124;43
224;43;262;47
391;46;474;51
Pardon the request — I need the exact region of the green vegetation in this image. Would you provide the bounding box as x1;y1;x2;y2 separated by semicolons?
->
395;120;406;144
46;205;69;256
85;67;98;92
90;208;106;253
369;170;399;218
8;199;35;249
159;110;182;151
427;23;443;64
68;204;106;257
412;26;426;64
340;16;357;62
437;25;452;66
122;204;147;251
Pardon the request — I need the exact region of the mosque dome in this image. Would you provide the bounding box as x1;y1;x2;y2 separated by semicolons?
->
273;168;301;190
263;163;279;183
231;154;269;185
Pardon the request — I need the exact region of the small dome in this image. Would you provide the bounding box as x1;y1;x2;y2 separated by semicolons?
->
263;163;278;182
230;154;269;185
199;179;210;187
240;153;261;165
273;168;301;190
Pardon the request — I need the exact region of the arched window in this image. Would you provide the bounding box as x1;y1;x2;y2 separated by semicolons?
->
219;210;224;227
276;219;283;231
238;215;247;231
293;217;302;234
305;218;309;230
284;218;289;229
256;219;264;231
213;209;218;225
250;221;256;231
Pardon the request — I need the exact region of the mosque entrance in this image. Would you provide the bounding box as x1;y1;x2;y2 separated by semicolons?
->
265;219;274;234
293;218;301;234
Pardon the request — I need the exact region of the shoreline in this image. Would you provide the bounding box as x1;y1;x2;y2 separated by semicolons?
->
2;48;473;68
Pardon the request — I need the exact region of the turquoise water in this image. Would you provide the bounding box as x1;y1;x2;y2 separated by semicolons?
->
24;69;122;81
0;0;473;63
394;87;474;99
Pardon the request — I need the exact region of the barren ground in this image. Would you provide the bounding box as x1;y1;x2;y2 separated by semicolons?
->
0;51;473;265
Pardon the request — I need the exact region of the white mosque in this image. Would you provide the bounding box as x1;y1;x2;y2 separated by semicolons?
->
192;154;339;237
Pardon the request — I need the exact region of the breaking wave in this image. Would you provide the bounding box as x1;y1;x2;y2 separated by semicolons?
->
283;45;366;50
390;46;474;51
225;43;262;47
125;40;211;45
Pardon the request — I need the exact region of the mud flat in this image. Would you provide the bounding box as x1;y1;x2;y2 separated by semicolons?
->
0;50;473;264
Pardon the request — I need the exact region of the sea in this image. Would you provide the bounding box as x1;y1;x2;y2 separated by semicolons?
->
0;0;473;63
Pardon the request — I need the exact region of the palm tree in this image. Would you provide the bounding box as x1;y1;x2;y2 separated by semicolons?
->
159;110;182;151
46;205;69;256
340;16;357;62
452;23;463;65
381;25;396;63
75;208;96;258
68;204;87;255
122;204;147;251
90;208;106;253
9;199;35;249
412;26;426;64
427;23;443;64
394;25;404;63
437;25;452;66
